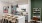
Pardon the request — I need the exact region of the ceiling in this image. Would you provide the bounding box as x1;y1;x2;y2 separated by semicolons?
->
0;0;28;5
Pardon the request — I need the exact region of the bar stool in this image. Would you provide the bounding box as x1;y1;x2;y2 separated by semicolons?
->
5;17;8;23
11;16;17;23
7;16;11;23
11;18;17;23
2;16;5;23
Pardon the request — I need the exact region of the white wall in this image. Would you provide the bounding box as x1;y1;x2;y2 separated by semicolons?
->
0;1;12;19
28;0;31;22
17;4;28;12
0;1;8;15
17;0;31;22
17;4;31;22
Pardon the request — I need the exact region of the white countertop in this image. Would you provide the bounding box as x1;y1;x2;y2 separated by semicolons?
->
15;15;25;19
